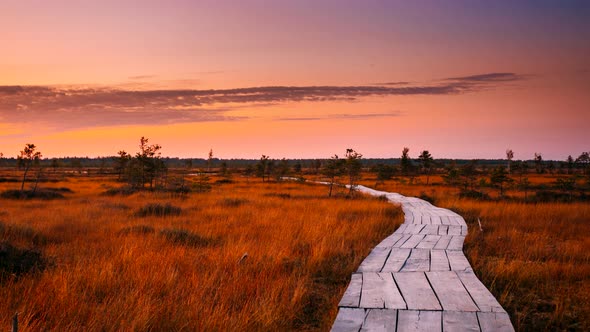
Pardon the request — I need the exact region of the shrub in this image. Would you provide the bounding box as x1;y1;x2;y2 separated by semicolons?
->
117;225;155;235
159;228;217;247
0;242;47;281
103;186;137;196
0;189;65;200
458;190;491;200
219;198;249;207
135;203;181;217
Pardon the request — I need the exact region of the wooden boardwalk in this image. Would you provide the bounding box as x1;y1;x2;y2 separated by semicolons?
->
331;186;514;332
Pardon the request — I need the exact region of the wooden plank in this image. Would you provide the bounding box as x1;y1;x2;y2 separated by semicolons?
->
394;272;442;310
360;309;397;332
358;247;391;272
441;216;453;225
395;223;408;234
431;216;442;225
420;224;439;235
376;233;404;248
438;225;449;235
360;272;406;309
461;225;468;235
339;273;362;307
382;248;411;272
446;250;472;272
331;308;366;332
447;236;465;251
477;312;515;332
426;271;479;311
401;249;430;272
393;234;412;248
420;215;430;224
415;235;441;249
397;310;442;332
430;250;450;271
447;226;462;236
442;311;479;332
433;235;452;250
457;271;505;312
400;234;426;249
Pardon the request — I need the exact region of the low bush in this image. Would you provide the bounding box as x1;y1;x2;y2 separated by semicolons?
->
135;203;181;217
0;242;47;281
159;228;217;247
0;189;65;200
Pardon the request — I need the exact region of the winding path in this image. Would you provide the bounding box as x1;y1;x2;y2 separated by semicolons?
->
331;185;514;332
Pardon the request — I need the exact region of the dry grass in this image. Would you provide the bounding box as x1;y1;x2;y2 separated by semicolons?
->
0;172;402;331
362;174;590;331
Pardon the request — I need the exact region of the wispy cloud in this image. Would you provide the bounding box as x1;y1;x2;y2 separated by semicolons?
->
0;72;524;129
278;112;402;121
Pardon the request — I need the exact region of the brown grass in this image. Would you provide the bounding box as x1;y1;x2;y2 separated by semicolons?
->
362;174;590;331
0;172;402;331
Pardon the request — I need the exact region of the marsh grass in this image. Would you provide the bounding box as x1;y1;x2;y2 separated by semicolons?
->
363;174;590;331
0;172;402;331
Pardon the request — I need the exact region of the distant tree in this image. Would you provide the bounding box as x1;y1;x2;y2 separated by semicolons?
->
256;155;271;182
400;147;412;176
136;137;164;189
17;144;42;193
311;159;322;175
243;164;254;183
208;149;214;171
506;149;514;174
344;149;363;197
322;155;344;197
534;153;544;174
418;150;434;184
490;166;512;197
50;158;60;173
115;150;130;180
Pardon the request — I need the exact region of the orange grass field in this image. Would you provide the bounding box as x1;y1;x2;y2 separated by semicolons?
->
362;174;590;331
0;172;402;331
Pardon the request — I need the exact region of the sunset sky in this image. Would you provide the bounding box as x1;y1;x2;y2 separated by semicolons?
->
1;0;588;160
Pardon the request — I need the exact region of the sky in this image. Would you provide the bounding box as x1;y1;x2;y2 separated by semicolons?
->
0;0;589;160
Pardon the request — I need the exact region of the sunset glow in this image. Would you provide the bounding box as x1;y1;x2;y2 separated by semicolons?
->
1;0;588;159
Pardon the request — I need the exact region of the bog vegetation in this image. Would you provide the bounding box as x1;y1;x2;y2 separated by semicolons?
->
1;141;589;331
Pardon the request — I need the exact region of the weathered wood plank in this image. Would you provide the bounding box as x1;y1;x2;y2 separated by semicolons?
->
446;250;472;272
438;225;449;235
394;272;442;310
461;225;468;236
433;235;452;250
397;310;442;332
447;236;465;251
430;250;450;271
393;234;412;248
360;273;406;309
416;234;441;249
447;226;462;236
419;224;439;235
477;312;515;332
442;311;479;332
426;271;479;311
431;216;442;225
376;233;404;248
382;248;411;272
401;249;430;272
400;234;426;249
395;223;408;234
339;273;362;307
360;309;397;332
331;308;366;332
358;247;391;272
457;271;505;313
